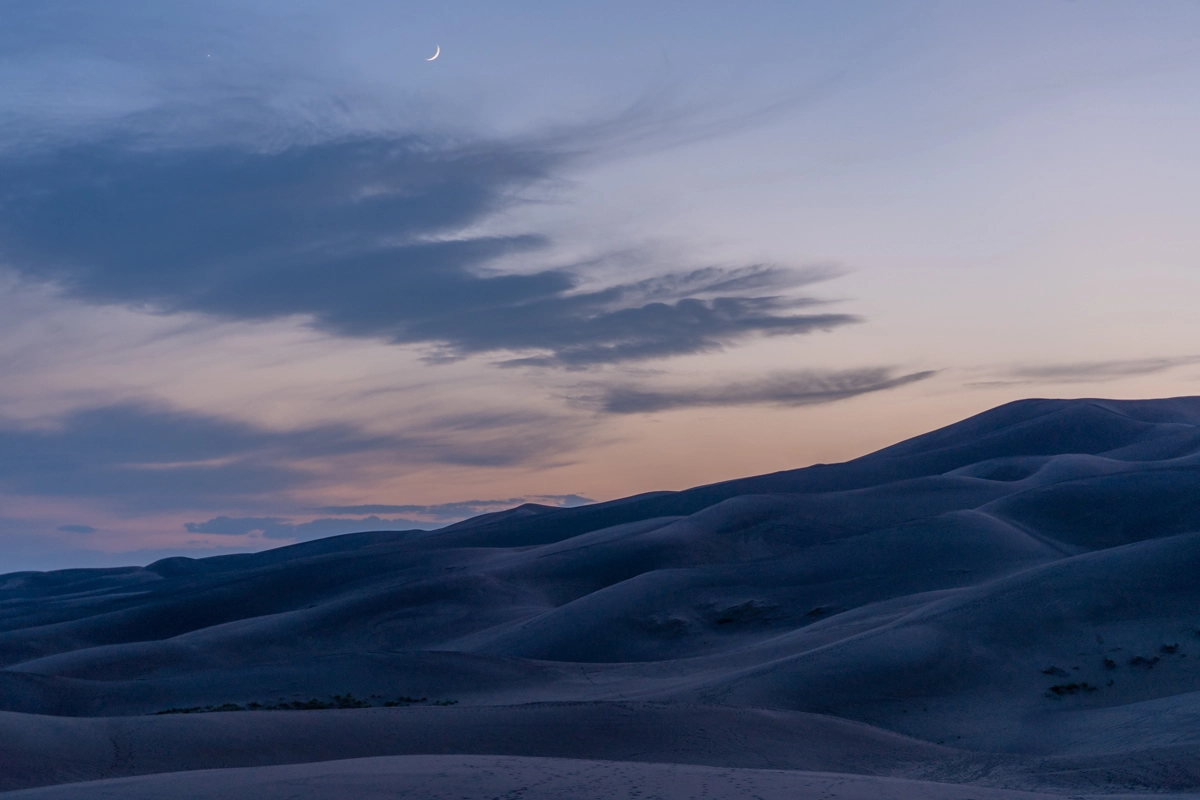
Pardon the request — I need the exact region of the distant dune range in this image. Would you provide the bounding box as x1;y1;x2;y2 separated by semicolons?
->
3;397;1200;798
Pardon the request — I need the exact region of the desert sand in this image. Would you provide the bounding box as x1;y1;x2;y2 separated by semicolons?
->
9;754;1200;800
3;397;1200;797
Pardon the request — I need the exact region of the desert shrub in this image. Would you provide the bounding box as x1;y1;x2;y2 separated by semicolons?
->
290;699;333;710
331;694;368;708
705;600;779;627
154;693;446;715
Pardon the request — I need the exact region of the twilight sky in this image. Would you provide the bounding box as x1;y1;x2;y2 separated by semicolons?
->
3;1;1200;570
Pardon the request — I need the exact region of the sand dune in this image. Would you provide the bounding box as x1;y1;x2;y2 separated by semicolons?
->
3;397;1200;795
13;754;1193;800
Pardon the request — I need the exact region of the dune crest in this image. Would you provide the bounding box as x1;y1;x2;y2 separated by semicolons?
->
4;396;1200;796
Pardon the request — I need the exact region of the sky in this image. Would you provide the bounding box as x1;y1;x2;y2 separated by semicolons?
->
2;0;1200;571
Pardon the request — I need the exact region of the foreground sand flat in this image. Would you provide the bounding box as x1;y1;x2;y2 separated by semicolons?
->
7;755;1200;800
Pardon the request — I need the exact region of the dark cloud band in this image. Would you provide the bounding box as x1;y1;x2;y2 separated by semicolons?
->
186;492;595;542
0;401;575;512
183;515;430;540
56;524;97;534
0;134;856;367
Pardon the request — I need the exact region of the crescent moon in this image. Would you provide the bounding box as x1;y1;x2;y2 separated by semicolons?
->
426;45;440;61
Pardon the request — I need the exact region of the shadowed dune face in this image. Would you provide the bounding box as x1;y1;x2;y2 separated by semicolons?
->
3;397;1200;793
983;468;1200;548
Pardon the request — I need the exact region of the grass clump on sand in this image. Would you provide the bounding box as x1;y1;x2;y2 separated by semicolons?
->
155;693;456;715
1045;682;1098;697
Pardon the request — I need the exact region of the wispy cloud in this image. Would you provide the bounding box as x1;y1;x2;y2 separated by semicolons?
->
311;493;592;520
183;514;430;540
533;493;593;506
589;368;936;414
187;492;594;541
967;356;1200;387
0;401;577;512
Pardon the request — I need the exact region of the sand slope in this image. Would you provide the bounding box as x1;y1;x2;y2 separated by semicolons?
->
11;755;1199;800
3;397;1200;794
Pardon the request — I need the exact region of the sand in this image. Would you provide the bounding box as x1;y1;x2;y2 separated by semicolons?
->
11;754;1200;800
3;397;1200;796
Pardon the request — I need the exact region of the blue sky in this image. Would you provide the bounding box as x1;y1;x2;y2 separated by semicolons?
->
3;1;1200;570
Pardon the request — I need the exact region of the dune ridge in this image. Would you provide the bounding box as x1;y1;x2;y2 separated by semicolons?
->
3;396;1200;797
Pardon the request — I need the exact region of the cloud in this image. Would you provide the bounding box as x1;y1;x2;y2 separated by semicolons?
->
312;499;524;520
183;515;433;540
0;132;857;369
56;524;96;534
1009;357;1200;383
311;493;594;521
593;368;936;414
532;493;593;507
967;356;1200;387
183;516;287;535
312;504;471;517
0;404;327;509
0;401;575;512
187;490;598;542
0;0;354;150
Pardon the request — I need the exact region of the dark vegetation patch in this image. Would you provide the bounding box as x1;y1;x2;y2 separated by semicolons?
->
1046;682;1098;697
639;614;690;637
705;600;780;627
1160;643;1179;654
1042;666;1069;677
1129;655;1160;668
155;693;453;715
